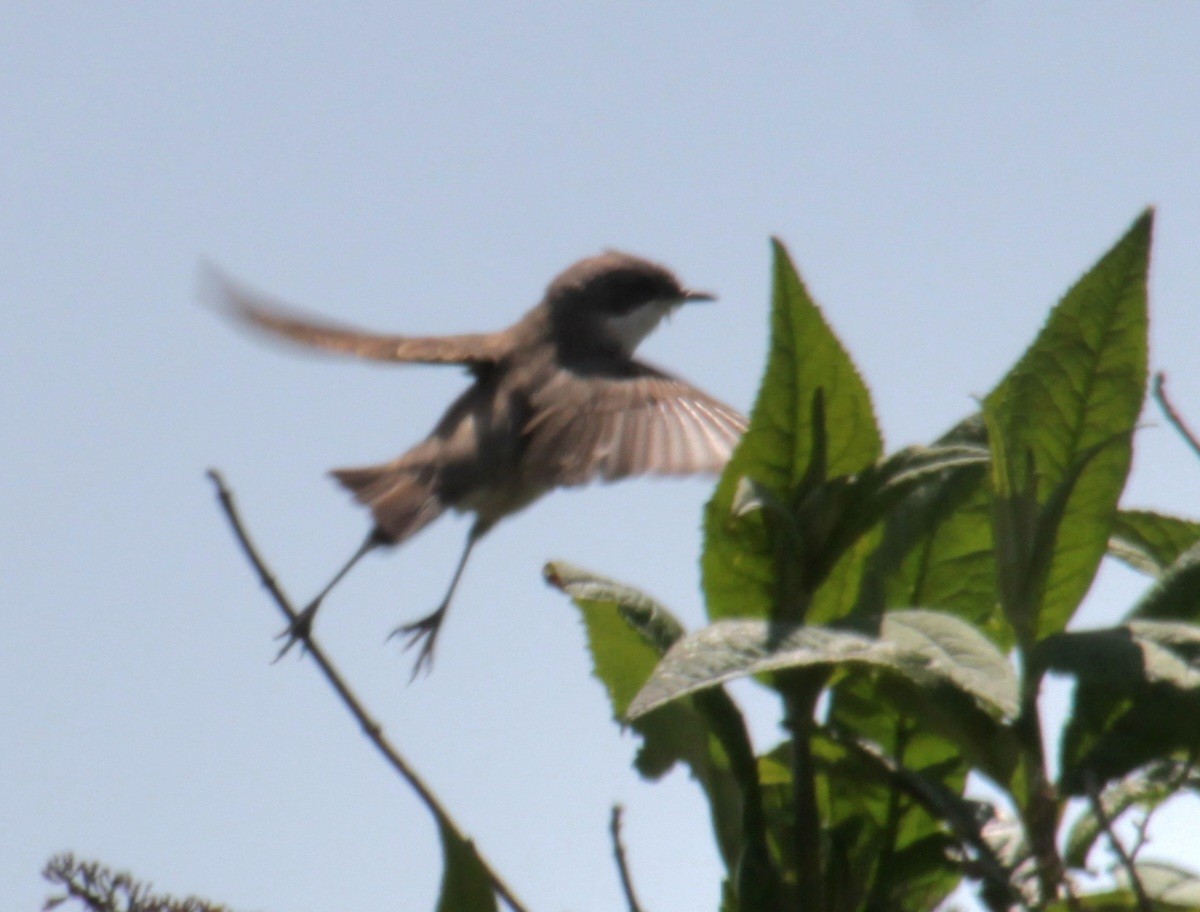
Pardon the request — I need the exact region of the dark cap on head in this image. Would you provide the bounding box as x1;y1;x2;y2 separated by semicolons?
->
545;251;713;317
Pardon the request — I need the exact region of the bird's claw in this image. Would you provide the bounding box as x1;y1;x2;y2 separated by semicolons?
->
388;606;448;680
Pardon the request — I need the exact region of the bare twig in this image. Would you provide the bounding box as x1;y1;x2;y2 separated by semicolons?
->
1153;372;1200;461
1084;773;1151;912
609;806;645;912
206;469;530;912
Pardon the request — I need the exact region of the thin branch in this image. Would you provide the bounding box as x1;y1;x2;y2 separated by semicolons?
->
206;469;530;912
1153;372;1200;461
609;806;645;912
784;679;825;912
1084;773;1151;912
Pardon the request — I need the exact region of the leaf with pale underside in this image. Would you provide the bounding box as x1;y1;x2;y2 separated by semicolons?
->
1130;539;1200;624
1034;620;1200;793
1110;509;1200;577
627;610;1017;721
544;561;747;874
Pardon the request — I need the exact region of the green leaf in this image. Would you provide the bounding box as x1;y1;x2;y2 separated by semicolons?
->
1131;540;1200;623
1110;509;1200;577
824;679;993;911
627;621;886;717
627;610;1017;721
982;396;1041;646
822;728;1014;910
984;210;1152;642
435;821;498;912
880;610;1019;718
543;560;684;717
725;443;988;629
830;631;1020;789
544;561;748;876
703;239;882;622
1037;620;1200;792
810;442;991;625
861;417;1009;645
1035;620;1200;692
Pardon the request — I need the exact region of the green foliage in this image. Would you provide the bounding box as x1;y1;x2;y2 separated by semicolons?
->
545;561;751;878
984;211;1150;644
122;217;1200;912
1110;510;1200;577
822;679;1012;910
1036;620;1200;794
703;239;882;625
545;212;1200;912
858;418;1009;644
1131;539;1200;622
625;610;1016;721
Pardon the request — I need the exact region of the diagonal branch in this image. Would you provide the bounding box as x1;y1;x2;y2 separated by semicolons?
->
207;469;529;912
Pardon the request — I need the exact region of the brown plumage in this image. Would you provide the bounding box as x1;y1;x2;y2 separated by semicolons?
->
208;252;746;674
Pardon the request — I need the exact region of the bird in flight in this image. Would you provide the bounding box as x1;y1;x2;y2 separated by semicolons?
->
208;252;747;675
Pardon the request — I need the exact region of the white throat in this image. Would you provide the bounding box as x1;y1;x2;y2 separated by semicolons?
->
601;298;677;354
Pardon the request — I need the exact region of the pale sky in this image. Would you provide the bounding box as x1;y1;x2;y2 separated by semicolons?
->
5;5;1200;911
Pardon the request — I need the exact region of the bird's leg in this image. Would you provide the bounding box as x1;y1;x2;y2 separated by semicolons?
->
390;519;489;678
275;526;392;660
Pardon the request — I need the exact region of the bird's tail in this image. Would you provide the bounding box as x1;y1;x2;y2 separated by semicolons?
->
331;461;444;545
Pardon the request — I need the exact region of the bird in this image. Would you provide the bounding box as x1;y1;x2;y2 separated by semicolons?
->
207;252;747;675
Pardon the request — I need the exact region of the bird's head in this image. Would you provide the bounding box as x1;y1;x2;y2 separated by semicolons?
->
545;251;714;356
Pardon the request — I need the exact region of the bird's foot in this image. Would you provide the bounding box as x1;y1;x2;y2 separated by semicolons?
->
388;604;448;680
274;601;320;662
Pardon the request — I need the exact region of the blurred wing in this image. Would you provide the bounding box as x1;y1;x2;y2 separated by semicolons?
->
525;365;747;486
202;263;505;366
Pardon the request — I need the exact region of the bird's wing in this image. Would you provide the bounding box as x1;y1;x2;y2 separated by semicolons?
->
524;363;747;486
202;264;506;366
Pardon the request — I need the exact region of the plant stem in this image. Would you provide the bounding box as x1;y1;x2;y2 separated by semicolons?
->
1014;679;1065;907
783;672;825;912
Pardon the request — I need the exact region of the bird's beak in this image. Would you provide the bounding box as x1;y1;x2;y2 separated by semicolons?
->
682;289;716;304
